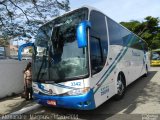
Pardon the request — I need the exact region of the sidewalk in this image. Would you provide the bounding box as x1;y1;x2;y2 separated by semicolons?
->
0;95;36;116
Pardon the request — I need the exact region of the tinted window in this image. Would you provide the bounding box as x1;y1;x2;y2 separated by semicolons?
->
90;11;108;74
120;28;132;46
130;36;143;50
90;37;103;74
142;42;148;51
33;8;89;82
152;51;160;60
107;18;123;45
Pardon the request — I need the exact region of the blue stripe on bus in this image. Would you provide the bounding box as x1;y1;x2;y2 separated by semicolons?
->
36;82;75;90
93;34;135;94
95;49;123;86
54;83;75;89
93;47;128;94
95;34;132;86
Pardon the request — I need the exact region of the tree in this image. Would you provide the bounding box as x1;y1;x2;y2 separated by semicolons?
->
0;38;9;47
120;16;160;49
0;0;70;44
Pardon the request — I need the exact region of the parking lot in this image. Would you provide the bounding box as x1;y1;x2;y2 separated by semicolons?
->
25;67;160;120
0;67;160;120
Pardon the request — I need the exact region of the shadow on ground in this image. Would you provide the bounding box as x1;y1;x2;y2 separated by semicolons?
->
0;95;36;116
25;71;158;120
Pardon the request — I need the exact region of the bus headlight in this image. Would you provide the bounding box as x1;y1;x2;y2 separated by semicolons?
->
67;87;90;96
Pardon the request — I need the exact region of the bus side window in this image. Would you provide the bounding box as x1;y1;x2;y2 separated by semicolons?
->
107;18;123;46
89;10;108;75
90;37;103;74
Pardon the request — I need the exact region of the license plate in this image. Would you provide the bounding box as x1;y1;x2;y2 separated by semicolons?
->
47;100;56;106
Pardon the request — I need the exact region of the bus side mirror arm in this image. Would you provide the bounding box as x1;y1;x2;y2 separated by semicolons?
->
76;20;91;48
18;42;34;61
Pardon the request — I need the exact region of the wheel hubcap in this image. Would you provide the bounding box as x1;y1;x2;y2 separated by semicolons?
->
117;75;124;95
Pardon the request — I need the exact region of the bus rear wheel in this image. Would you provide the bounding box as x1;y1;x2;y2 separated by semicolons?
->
114;73;126;100
144;65;148;77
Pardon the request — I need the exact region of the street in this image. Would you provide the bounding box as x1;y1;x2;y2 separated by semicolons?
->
1;67;160;120
27;67;160;119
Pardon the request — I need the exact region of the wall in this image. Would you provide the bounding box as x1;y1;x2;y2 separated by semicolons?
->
0;59;29;99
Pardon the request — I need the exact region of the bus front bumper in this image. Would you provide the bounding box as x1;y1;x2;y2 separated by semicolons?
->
33;90;96;110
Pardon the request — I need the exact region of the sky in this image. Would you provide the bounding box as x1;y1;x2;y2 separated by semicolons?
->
13;0;160;46
70;0;160;23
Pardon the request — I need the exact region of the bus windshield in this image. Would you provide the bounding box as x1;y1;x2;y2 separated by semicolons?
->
151;51;160;60
32;8;89;83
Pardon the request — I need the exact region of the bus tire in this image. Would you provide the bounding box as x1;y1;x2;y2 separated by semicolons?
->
114;73;126;100
144;65;148;77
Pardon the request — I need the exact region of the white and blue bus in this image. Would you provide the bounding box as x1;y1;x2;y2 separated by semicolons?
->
18;6;150;110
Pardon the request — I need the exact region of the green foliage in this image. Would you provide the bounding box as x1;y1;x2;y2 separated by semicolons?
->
151;33;160;49
0;38;9;46
120;16;160;50
0;0;70;42
121;20;141;32
29;47;33;53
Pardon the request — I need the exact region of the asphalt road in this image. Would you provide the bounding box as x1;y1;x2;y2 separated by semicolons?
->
1;67;157;120
18;67;160;120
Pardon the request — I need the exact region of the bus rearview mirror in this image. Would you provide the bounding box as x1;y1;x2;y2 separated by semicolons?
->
76;20;91;48
18;42;34;61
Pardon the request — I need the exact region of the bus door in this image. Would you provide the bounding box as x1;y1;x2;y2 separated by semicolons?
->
89;10;112;106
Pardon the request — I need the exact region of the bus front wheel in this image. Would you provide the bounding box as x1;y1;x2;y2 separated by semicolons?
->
114;73;126;100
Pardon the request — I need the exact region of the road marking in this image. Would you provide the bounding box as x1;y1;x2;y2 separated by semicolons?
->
10;104;41;114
